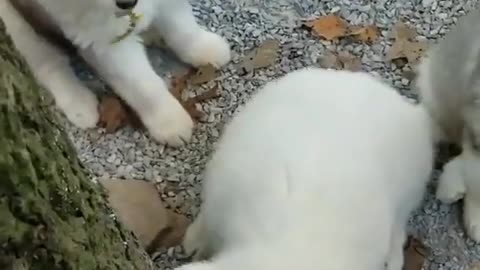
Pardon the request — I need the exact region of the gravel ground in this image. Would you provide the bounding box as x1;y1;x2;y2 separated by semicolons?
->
65;0;480;269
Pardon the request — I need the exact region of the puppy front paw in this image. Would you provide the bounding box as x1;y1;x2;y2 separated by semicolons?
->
464;196;480;242
182;213;208;261
143;96;194;147
58;87;99;129
179;29;231;68
436;157;466;203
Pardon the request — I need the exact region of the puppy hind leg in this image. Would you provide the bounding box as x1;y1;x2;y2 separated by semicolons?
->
436;156;466;203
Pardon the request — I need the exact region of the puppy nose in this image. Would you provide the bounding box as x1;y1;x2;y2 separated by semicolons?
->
116;0;137;10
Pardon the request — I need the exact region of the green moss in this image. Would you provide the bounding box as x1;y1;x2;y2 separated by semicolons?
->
0;19;154;270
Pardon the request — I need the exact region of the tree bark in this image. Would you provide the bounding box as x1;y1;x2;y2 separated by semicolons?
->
0;19;155;270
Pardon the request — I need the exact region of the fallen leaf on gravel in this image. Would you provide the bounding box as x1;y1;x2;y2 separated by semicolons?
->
191;84;221;103
182;85;220;121
348;25;379;42
318;51;362;71
318;51;342;70
403;236;429;270
100;178;190;254
87;129;102;143
304;15;379;43
386;21;428;64
470;263;480;270
304;14;348;40
386;40;428;64
190;64;218;85
170;69;195;100
169;71;221;122
391;22;417;41
236;39;280;75
338;51;362;71
97;95;143;133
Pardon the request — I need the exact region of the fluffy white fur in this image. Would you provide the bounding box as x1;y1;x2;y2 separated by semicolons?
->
415;9;480;241
0;0;231;146
418;58;480;241
180;68;434;270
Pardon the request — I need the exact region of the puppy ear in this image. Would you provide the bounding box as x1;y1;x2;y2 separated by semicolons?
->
175;262;217;270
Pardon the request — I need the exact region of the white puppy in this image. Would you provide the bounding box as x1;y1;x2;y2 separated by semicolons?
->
0;0;231;146
180;68;434;270
415;9;480;241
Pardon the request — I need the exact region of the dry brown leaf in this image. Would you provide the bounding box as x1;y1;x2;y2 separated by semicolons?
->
386;21;428;65
318;51;362;72
318;51;343;70
97;95;143;133
236;39;280;75
470;263;480;270
403;236;429;270
100;178;190;254
348;25;379;42
190;64;218;85
87;129;102;143
305;14;348;40
191;84;221;103
338;51;362;71
391;22;417;41
182;85;220;121
386;39;428;64
170;69;195;100
169;72;221;122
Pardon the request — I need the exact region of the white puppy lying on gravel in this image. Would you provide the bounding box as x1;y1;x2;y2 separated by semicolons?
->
179;68;435;270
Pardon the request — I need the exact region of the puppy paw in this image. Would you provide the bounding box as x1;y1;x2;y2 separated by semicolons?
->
182;213;208;261
179;29;231;68
183;226;201;258
58;88;99;129
143;95;193;147
385;254;403;270
464;196;480;242
385;227;405;270
436;157;466;203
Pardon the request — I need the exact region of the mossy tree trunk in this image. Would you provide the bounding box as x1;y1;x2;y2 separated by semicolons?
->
0;19;155;270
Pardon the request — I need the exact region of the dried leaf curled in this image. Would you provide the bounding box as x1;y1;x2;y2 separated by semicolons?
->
236;39;280;75
391;22;417;41
471;263;480;270
318;51;362;72
403;236;429;270
97;95;142;133
305;15;380;44
318;51;343;70
305;14;348;40
169;72;221;122
100;178;190;254
385;39;428;64
348;25;379;42
190;64;218;85
385;21;428;65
